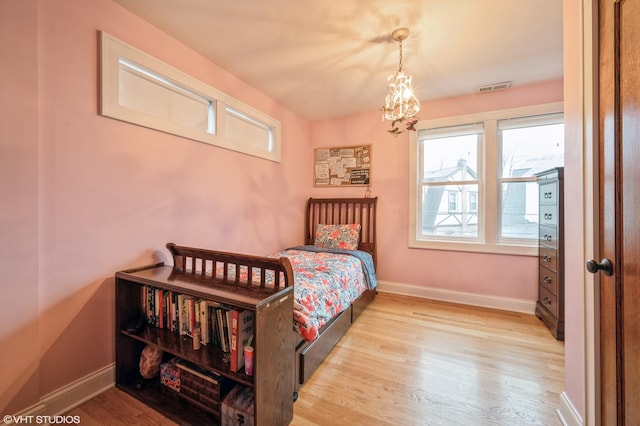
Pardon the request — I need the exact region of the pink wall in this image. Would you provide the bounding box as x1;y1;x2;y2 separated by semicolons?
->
0;0;41;414
310;80;564;300
1;0;311;413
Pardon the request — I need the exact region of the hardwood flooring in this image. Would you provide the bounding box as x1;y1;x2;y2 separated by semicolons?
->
68;293;565;425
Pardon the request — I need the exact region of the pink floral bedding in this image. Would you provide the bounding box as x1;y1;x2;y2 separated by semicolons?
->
213;247;375;342
278;248;370;342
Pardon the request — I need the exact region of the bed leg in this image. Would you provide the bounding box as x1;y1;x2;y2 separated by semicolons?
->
293;391;299;402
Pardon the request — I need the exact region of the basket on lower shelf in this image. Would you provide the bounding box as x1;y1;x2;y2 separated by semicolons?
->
221;384;255;426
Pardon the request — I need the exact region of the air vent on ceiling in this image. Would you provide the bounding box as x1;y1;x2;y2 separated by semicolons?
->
477;81;512;93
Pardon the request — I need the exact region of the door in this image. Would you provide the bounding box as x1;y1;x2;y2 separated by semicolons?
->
596;0;640;424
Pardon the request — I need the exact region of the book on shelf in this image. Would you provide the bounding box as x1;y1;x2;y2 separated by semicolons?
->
226;309;234;353
170;292;179;333
178;294;193;335
188;298;196;335
157;288;165;329
209;304;218;346
144;286;156;326
198;300;208;345
217;307;230;353
230;309;255;373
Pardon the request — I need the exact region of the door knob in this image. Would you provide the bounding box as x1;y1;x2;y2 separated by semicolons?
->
586;258;614;276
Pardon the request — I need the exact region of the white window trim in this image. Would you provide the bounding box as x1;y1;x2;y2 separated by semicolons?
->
99;31;281;162
408;102;563;256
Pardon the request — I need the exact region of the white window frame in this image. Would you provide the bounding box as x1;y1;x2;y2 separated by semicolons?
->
497;112;564;245
408;102;563;256
99;31;281;162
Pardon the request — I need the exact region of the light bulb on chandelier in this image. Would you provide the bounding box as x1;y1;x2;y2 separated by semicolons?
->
381;27;420;137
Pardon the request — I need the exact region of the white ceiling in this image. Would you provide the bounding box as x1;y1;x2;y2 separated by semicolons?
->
112;0;564;121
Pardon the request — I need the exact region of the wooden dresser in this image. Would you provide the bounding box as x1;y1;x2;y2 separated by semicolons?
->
535;167;564;340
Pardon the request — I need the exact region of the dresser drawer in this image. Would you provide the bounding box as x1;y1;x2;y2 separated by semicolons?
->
539;182;558;205
539;225;558;249
539;247;558;270
539;204;558;226
539;286;558;318
539;267;558;295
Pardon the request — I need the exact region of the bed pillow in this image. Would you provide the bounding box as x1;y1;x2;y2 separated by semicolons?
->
314;223;361;250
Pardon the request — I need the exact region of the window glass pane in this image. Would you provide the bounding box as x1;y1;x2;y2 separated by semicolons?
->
501;181;539;239
422;134;479;181
119;63;211;132
500;123;564;178
421;184;478;238
225;107;273;153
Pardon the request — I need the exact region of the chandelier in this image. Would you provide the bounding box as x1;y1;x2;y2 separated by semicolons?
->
382;27;420;136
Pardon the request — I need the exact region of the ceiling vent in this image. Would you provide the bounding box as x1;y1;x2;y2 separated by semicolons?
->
477;81;512;93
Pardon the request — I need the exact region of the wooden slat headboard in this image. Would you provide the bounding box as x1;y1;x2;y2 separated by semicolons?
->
304;197;378;268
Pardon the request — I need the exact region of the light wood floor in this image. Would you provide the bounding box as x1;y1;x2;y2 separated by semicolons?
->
68;293;565;425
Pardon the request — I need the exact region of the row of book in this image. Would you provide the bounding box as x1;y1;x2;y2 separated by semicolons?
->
141;285;254;373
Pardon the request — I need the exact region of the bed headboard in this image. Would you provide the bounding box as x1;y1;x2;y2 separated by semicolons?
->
304;197;378;268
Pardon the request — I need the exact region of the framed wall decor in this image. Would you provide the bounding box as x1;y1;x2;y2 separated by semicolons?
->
313;144;371;187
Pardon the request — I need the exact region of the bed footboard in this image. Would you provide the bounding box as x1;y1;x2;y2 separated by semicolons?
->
166;242;294;293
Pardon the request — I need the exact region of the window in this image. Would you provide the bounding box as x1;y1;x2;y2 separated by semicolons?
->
409;103;564;255
117;58;215;135
100;32;281;162
498;114;564;242
418;123;482;240
469;193;478;212
448;192;458;213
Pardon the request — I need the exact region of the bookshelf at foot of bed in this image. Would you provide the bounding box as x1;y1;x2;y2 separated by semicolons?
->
166;197;378;393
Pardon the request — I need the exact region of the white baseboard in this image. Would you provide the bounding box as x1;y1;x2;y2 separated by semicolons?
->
377;280;537;314
557;391;584;426
4;364;115;425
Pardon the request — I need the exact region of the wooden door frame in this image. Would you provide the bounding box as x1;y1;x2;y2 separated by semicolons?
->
583;0;600;423
565;0;600;425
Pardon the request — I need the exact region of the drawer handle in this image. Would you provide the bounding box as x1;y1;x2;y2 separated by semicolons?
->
543;255;552;263
543;276;552;284
544;234;552;241
543;296;552;305
544;213;553;220
544;192;553;199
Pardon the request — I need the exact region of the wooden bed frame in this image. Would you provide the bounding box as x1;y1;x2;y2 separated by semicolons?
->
166;197;378;392
296;197;378;389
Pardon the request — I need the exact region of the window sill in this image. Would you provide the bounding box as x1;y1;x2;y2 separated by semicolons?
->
408;239;538;256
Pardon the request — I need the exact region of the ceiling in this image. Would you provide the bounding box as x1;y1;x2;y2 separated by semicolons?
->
112;0;564;121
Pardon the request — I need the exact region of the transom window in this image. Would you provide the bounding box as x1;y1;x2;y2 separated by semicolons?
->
100;31;281;162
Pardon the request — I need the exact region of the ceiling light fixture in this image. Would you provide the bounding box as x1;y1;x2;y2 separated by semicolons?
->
382;27;420;137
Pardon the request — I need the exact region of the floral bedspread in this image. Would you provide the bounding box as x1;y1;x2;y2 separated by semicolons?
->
277;247;375;342
212;248;376;342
